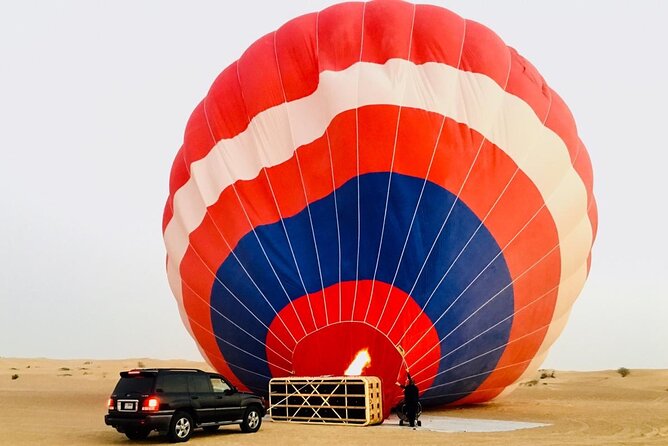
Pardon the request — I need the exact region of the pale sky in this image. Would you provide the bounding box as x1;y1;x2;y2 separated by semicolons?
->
1;1;666;370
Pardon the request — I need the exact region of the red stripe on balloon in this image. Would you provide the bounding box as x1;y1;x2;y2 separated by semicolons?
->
276;14;320;103
409;5;465;67
163;145;188;232
204;62;254;144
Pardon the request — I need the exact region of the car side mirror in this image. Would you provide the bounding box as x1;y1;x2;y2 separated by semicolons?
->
224;388;235;395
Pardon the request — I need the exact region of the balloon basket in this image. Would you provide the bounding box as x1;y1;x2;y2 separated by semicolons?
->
268;376;383;426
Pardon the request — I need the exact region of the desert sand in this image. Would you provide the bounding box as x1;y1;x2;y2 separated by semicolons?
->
1;358;667;445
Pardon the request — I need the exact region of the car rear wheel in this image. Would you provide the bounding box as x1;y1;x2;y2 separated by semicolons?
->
240;406;262;433
125;428;150;440
168;411;193;442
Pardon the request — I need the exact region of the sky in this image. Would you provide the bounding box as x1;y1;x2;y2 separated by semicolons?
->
1;0;667;371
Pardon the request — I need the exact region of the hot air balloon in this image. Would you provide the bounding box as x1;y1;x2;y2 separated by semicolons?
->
162;1;597;417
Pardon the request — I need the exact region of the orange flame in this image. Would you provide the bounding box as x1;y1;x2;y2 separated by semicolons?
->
344;349;371;375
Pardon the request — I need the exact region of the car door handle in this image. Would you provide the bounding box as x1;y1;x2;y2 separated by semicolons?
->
191;396;199;400
215;396;223;399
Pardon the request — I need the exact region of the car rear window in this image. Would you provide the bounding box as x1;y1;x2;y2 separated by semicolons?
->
113;376;155;395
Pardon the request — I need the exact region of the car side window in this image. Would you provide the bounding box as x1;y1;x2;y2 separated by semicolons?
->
156;374;188;393
188;374;211;393
210;377;231;393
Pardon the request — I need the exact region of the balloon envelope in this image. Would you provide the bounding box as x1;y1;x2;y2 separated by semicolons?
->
163;1;597;416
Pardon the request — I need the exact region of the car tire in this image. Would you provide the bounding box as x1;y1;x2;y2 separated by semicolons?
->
240;406;262;433
168;411;194;443
202;425;219;433
125;428;150;440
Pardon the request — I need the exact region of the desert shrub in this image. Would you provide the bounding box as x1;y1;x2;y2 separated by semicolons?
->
11;374;19;380
137;361;145;368
540;370;556;379
59;367;70;371
617;367;630;377
522;379;539;387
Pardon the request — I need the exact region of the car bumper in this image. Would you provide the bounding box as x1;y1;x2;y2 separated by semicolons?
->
105;413;173;432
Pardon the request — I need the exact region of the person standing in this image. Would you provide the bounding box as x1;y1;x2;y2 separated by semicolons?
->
397;372;420;428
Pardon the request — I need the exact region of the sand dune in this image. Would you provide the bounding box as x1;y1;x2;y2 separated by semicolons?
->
1;358;667;445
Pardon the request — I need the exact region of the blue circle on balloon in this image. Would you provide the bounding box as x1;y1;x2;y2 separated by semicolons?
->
211;172;514;403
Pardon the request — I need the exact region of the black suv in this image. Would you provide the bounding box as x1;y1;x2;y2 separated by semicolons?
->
104;368;265;442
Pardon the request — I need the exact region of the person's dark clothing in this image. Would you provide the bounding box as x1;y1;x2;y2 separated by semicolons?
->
403;382;419;427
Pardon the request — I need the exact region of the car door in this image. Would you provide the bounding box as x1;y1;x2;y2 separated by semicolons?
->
188;373;219;423
155;372;190;412
209;375;242;421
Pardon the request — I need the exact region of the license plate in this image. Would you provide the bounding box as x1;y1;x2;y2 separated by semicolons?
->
117;400;138;412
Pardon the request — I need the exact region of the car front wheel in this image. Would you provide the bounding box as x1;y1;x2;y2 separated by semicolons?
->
168;411;193;442
240;406;262;433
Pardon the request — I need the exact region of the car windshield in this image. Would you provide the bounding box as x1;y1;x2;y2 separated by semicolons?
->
113;376;154;395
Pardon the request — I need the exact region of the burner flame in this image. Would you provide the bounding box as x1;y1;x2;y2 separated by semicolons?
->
344;349;371;375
